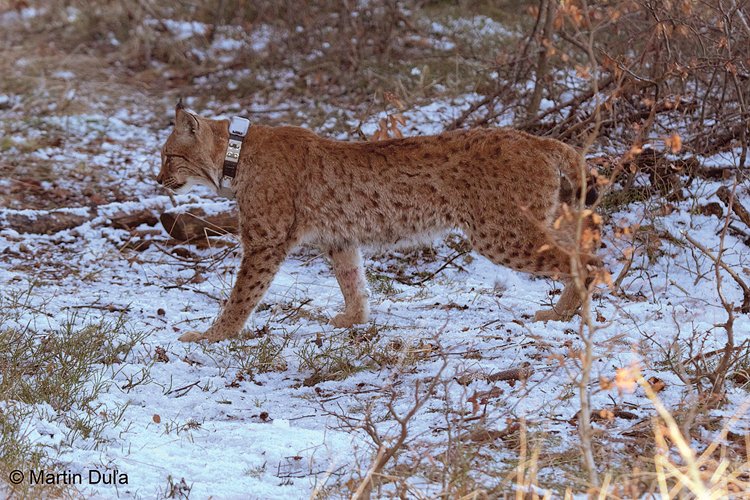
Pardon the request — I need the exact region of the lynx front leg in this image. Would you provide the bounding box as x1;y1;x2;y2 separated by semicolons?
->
179;244;289;342
328;246;369;328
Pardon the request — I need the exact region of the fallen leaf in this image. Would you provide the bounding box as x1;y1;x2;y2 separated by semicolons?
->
614;364;640;394
665;133;682;153
154;346;169;363
598;409;615;421
648;376;666;393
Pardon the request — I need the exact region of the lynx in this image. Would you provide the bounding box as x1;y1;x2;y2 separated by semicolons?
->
157;103;601;342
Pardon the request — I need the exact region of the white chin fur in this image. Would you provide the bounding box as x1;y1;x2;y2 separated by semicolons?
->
174;181;194;194
173;176;217;195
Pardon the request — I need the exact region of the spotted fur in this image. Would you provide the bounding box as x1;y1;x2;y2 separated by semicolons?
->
157;104;601;342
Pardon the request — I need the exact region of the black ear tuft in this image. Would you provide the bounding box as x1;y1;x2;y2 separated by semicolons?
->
176;97;185;110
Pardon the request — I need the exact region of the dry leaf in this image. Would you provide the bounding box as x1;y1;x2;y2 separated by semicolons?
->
614;364;640;395
665;133;682;153
154;346;169;363
575;65;591;79
383;91;404;110
598;409;615;421
648;376;666;393
153;414;161;424
467;386;505;414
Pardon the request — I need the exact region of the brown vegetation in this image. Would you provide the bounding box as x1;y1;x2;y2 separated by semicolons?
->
1;0;749;497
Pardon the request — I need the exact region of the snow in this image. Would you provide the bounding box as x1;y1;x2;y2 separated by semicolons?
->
447;15;514;38
429;15;515;51
1;29;750;500
356;93;491;137
52;71;76;80
158;20;209;41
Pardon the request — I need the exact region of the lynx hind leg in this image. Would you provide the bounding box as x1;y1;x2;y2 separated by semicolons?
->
533;279;581;322
327;246;369;328
469;220;586;322
533;206;604;322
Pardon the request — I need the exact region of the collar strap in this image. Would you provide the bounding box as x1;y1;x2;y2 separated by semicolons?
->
221;116;251;189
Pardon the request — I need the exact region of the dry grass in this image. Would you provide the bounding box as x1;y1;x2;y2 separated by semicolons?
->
2;0;750;497
0;287;146;498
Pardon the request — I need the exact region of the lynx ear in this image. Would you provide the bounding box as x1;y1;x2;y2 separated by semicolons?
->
175;102;198;135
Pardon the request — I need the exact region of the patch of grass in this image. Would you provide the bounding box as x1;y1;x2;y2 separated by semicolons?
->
160;475;192;499
730;343;750;390
296;331;378;386
226;330;289;377
0;290;146;497
163;418;202;437
201;326;291;381
296;328;438;386
369;337;441;368
0;316;135;411
599;186;655;213
366;270;399;297
0;136;15;152
243;462;267;479
0;404;57;498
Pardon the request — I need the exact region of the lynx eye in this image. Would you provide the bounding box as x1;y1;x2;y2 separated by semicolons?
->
164;153;189;163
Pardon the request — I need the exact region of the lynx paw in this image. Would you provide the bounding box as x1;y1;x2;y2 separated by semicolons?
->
330;311;368;328
533;308;573;323
178;330;206;342
178;327;232;342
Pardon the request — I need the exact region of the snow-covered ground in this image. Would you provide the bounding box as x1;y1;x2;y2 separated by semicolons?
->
1;89;749;498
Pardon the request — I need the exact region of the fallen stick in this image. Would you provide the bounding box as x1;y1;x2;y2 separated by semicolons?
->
1;205;163;235
110;209;160;230
159;207;238;242
487;364;534;383
717;185;750;229
2;209;95;234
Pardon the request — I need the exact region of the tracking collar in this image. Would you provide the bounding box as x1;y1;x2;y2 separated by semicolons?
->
220;116;251;193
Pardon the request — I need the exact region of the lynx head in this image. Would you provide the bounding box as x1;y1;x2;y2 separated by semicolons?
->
157;101;227;194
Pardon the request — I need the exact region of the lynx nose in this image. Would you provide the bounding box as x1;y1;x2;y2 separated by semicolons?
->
156;172;165;185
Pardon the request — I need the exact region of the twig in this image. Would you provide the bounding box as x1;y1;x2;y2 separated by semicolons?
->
165;381;201;397
276;298;313;323
519;75;615;130
163;284;223;303
717;185;750;229
353;361;447;499
611;248;635;293
393;251;469;286
65;304;130;313
685;341;749;365
683;232;750;313
527;0;558;118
